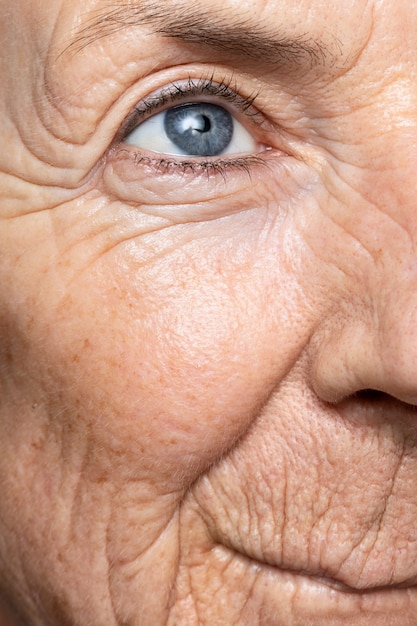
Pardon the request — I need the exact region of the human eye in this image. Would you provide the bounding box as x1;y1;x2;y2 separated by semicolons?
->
104;74;301;214
118;76;268;176
125;101;256;158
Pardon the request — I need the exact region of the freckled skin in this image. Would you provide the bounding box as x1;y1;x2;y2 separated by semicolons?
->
2;0;417;624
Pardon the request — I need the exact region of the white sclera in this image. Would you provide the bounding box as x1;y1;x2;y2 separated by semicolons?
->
125;107;257;156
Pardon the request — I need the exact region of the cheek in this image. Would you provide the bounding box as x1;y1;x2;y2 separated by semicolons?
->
23;214;317;489
0;179;357;495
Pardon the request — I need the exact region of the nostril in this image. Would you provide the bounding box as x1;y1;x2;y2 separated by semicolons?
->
354;389;387;401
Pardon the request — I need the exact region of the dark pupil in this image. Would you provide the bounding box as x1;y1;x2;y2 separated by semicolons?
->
196;116;211;134
164;103;234;157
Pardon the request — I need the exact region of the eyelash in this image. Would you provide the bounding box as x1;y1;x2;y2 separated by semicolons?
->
117;75;270;179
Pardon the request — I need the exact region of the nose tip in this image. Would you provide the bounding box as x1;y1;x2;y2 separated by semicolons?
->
310;309;417;406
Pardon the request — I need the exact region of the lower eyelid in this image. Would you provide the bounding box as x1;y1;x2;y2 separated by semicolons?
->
103;146;311;228
104;155;269;223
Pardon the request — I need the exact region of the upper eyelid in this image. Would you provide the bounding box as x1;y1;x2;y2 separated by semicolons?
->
119;76;264;139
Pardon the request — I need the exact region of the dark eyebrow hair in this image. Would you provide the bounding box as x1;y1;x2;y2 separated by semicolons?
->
66;1;338;69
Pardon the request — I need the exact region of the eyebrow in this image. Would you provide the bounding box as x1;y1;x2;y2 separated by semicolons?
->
66;1;338;70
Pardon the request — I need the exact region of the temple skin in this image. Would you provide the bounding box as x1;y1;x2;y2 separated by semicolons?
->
2;0;417;623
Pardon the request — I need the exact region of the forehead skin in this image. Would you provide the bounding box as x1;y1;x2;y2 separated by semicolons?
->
2;1;417;626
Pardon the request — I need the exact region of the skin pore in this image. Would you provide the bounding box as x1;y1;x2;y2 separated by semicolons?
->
1;0;417;623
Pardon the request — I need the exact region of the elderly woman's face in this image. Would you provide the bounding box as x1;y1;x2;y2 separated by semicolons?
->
1;0;417;624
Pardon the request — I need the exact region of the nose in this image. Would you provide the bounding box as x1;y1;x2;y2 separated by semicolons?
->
310;285;417;406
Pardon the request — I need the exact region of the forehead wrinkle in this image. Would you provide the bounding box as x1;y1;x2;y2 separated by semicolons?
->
63;0;338;69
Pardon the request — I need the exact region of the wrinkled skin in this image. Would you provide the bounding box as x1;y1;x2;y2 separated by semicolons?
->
1;0;417;624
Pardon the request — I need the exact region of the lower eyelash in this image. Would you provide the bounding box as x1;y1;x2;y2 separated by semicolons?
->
117;149;270;181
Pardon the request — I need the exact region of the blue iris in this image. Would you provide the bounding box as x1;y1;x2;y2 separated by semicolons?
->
163;103;234;156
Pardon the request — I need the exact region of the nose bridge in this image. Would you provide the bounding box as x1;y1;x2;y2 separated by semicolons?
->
309;131;417;406
315;85;417;403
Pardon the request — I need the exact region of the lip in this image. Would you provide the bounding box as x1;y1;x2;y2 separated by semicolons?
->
227;536;417;592
223;547;417;623
248;554;417;594
263;568;417;620
277;569;417;597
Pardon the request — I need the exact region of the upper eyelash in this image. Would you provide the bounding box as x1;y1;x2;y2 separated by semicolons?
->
120;74;263;139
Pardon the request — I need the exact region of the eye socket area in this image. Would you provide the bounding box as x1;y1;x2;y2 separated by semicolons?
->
124;101;258;158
